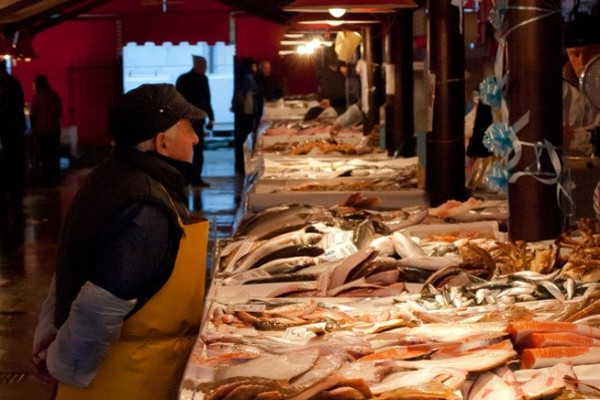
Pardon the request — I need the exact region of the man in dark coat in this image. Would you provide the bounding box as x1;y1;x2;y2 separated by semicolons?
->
176;55;215;187
256;60;283;103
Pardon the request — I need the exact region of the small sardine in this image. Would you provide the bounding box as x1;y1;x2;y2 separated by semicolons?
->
509;270;561;282
538;280;566;301
497;287;535;298
564;278;576;300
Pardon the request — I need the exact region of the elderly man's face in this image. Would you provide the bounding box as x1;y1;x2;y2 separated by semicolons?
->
567;44;600;77
260;61;271;76
156;119;199;163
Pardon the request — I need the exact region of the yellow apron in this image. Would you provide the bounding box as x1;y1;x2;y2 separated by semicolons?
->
56;218;209;400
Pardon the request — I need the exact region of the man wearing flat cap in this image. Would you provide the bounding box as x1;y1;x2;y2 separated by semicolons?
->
32;83;210;400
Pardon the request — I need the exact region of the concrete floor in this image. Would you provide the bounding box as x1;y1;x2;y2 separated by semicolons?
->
0;147;241;399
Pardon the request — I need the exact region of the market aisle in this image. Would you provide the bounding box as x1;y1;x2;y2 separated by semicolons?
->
0;147;239;399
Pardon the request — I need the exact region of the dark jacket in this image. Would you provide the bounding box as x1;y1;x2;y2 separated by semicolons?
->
175;70;214;122
256;74;283;102
0;71;25;133
31;88;62;135
54;149;189;327
231;70;260;116
466;102;493;158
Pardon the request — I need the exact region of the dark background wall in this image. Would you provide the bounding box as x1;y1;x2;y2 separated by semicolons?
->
10;0;317;146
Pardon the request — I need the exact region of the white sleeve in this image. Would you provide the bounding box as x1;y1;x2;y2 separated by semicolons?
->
46;281;136;387
356;59;370;113
32;275;58;355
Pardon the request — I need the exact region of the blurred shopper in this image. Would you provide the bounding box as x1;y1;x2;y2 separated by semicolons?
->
256;60;283;104
319;59;348;115
176;55;214;187
32;84;209;400
0;59;26;220
31;74;62;184
231;57;259;175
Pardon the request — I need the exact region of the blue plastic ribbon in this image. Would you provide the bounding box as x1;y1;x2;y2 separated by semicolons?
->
485;160;510;194
483;122;515;158
479;76;503;110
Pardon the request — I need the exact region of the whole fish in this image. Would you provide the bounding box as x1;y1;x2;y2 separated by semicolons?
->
370;367;467;395
235;231;323;272
392;232;426;258
395;254;463;271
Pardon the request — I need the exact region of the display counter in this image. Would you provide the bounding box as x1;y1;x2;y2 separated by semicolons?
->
179;115;600;399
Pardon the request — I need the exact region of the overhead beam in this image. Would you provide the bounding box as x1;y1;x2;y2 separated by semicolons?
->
30;0;112;34
0;0;39;19
217;0;294;24
0;0;111;34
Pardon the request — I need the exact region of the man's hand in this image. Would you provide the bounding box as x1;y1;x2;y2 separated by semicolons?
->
330;123;341;137
31;333;57;383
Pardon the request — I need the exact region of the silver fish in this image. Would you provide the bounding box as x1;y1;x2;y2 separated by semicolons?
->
235;231;323;272
394;254;463;271
538;280;566;301
497;287;535;298
369;236;395;257
564;278;576;300
508;270;561;282
391;231;426;258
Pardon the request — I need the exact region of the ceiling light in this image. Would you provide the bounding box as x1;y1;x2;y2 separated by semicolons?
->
280;40;308;45
329;8;346;18
297;45;314;55
308;38;321;48
284;0;419;13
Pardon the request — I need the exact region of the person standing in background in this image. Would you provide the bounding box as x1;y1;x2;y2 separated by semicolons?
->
0;59;26;221
256;60;283;104
176;55;214;187
230;57;259;175
319;59;348;116
31;74;63;184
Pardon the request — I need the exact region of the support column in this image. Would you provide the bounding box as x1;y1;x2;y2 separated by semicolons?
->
507;0;562;241
426;0;466;206
384;10;415;157
371;23;385;120
361;26;375;134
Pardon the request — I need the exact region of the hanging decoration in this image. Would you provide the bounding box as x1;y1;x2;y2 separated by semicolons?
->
478;75;503;110
477;1;573;216
485;160;511;194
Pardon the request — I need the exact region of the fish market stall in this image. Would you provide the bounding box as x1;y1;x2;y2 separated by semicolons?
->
261;99;320;121
244;157;426;211
179;188;600;399
244;115;382;177
180;295;600;400
178;170;600;399
259;156;419;180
